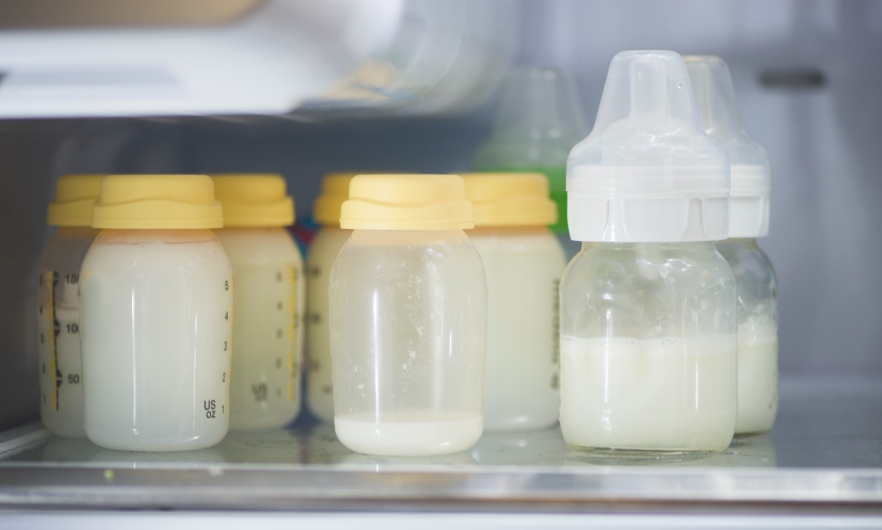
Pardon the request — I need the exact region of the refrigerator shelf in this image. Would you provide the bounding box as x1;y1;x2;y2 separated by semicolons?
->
0;378;880;514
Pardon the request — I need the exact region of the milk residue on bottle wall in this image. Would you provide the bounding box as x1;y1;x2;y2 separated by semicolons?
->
329;175;486;457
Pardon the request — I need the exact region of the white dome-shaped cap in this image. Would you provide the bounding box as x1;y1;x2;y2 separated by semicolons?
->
685;55;771;238
567;50;730;243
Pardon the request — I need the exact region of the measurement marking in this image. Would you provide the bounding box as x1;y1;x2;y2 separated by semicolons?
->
46;271;62;411
287;266;296;401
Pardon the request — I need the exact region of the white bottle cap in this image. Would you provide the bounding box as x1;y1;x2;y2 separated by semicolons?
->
685;55;771;238
567;51;730;243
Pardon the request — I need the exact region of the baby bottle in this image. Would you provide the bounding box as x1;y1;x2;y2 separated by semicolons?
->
472;67;588;260
36;174;103;438
212;174;305;430
329;174;486;456
559;51;738;454
80;175;233;451
462;172;565;431
306;173;354;423
686;56;778;435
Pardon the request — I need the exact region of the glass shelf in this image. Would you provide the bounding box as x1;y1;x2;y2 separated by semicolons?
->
0;379;881;514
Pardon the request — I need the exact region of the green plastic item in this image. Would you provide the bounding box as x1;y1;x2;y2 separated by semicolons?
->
472;67;587;234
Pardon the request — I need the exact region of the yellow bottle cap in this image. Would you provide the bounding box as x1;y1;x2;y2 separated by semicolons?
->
340;174;474;230
47;174;105;227
313;173;356;226
91;175;224;229
461;172;558;226
211;174;295;227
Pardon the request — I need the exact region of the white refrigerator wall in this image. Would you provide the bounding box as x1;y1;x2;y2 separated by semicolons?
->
0;0;879;430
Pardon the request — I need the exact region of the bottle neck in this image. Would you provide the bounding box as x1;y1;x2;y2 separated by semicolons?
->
716;237;758;251
580;241;718;252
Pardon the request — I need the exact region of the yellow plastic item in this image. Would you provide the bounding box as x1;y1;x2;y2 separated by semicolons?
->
91;174;223;229
340;174;474;230
461;172;558;227
313;173;356;226
47;174;105;227
211;174;295;227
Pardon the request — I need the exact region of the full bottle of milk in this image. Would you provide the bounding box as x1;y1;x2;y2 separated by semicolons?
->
80;175;233;451
306;173;354;423
461;173;566;431
560;51;738;454
686;56;779;435
329;174;487;456
212;174;305;430
36;174;103;438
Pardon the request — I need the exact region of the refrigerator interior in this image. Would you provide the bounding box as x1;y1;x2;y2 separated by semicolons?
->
0;0;881;523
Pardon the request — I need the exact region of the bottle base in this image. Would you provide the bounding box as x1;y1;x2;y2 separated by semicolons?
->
565;444;717;464
483;417;558;432
335;411;483;457
734;428;772;438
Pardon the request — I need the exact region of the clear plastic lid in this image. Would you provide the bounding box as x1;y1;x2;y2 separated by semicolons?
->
567;51;730;243
685;55;770;238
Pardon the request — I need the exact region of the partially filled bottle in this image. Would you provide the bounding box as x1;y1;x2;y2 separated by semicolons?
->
462;172;565;431
306;173;354;423
80;175;233;451
686;55;778;435
213;174;304;430
472;67;588;260
329;174;487;456
560;51;738;454
36;174;103;438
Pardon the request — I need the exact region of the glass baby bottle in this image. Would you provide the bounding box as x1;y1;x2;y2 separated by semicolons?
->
213;174;305;430
80;175;233;451
472;67;588;260
462;172;565;431
36;174;103;438
686;56;778;435
559;51;738;454
329;174;486;456
306;173;354;423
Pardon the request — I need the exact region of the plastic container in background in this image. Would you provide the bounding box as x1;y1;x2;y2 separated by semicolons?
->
560;51;738;454
462;173;565;431
306;173;355;423
329;175;486;456
472;67;588;260
212;175;304;430
686;55;778;435
80;175;232;451
36;174;103;438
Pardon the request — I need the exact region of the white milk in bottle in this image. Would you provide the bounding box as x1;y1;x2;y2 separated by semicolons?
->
462;173;565;431
560;51;738;454
36;174;103;438
686;55;779;435
80;175;232;451
306;173;353;423
330;175;487;456
213;174;305;430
